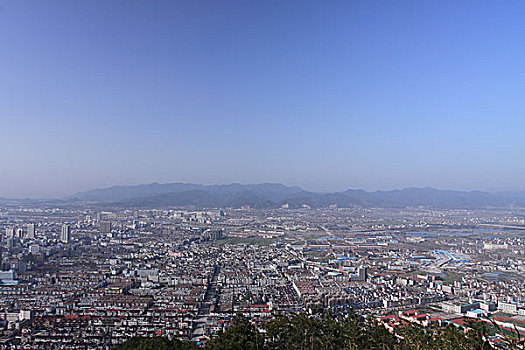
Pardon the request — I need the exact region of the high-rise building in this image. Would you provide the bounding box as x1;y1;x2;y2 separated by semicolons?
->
0;270;15;284
357;266;368;281
5;228;14;239
100;221;112;233
61;225;71;243
6;238;14;249
26;224;35;239
16;228;24;239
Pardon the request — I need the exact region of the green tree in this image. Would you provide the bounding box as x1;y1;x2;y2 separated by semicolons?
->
205;316;264;350
115;311;503;350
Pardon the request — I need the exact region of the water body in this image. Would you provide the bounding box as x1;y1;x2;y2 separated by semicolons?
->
403;229;509;238
483;272;523;281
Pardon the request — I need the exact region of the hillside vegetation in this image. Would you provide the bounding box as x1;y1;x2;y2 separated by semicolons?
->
115;312;521;350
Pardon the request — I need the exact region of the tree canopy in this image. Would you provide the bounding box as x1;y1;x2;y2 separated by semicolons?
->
116;312;517;350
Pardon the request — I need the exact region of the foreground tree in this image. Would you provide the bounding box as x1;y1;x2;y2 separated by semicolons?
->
115;312;515;350
204;316;264;350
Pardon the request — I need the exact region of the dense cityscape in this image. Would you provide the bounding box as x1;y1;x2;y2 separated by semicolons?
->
1;201;524;348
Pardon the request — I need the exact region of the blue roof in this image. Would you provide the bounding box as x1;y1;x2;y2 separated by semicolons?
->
469;309;483;314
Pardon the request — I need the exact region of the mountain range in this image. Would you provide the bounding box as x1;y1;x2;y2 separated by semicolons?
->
68;183;525;209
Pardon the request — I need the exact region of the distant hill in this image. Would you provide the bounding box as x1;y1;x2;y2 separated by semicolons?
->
69;183;307;207
68;183;205;201
69;183;525;209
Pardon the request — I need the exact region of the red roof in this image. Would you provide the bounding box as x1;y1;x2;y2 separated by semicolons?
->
379;315;400;322
401;310;418;315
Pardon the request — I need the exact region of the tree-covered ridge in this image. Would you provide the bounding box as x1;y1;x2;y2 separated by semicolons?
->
70;182;525;209
116;311;524;350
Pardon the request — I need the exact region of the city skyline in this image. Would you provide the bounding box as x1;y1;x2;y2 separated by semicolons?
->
1;0;524;198
1;201;524;348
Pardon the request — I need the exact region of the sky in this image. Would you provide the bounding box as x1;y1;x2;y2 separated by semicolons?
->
1;0;524;198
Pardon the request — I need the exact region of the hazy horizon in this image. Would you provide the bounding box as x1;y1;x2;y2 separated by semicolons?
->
2;180;524;200
2;1;524;198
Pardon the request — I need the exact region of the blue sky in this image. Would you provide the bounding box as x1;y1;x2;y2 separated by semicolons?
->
1;0;524;198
